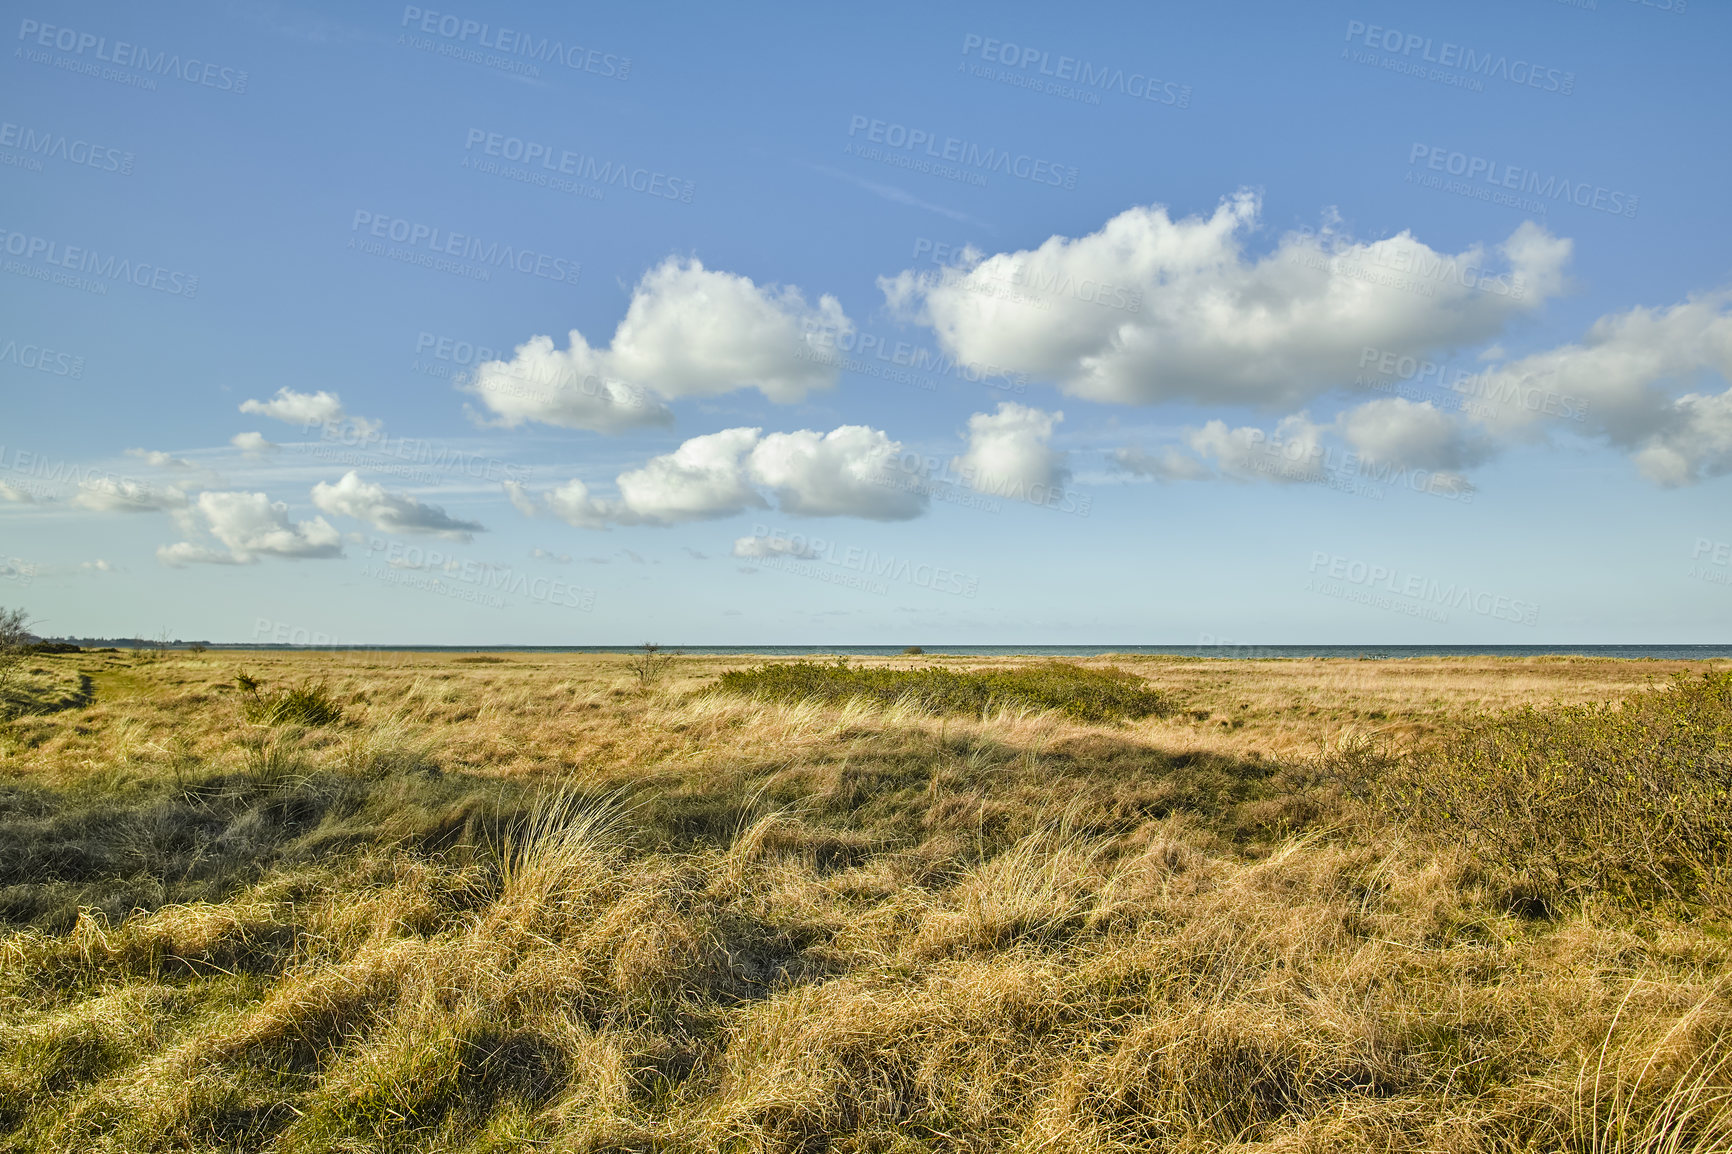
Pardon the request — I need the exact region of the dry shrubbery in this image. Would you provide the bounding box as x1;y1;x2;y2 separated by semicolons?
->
1334;670;1732;913
0;650;1728;1152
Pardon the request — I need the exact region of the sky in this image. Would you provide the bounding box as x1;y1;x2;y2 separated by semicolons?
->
3;0;1730;645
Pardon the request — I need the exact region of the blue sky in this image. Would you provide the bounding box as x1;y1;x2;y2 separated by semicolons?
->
4;0;1730;644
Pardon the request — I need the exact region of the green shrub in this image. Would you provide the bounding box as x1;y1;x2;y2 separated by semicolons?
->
241;680;345;727
713;660;1168;723
1334;670;1732;910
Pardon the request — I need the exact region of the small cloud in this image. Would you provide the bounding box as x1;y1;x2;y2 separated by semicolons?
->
127;449;197;470
531;547;572;563
74;477;189;512
0;482;36;504
231;431;278;455
311;471;485;541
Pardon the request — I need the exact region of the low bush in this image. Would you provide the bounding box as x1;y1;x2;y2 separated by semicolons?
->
239;677;346;727
1333;670;1732;910
713;659;1169;723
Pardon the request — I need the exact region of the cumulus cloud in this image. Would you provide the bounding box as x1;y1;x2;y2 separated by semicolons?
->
231;431;277;455
1186;413;1332;483
468;257;852;431
310;471;485;540
1156;401;1487;491
158;491;343;565
614;427;767;523
519;423;924;529
749;426;924;518
1341;397;1495;474
73;477;189;512
951;403;1069;500
466;335;673;433
239;388;378;436
1451;291;1732;485
881;191;1568;409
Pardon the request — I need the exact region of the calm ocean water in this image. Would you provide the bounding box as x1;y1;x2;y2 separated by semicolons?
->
212;644;1732;660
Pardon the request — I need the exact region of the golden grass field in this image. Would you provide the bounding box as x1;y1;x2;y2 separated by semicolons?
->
1;648;1729;1152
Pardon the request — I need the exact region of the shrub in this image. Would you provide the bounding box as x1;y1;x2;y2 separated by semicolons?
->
239;679;346;727
713;659;1169;723
1334;670;1732;910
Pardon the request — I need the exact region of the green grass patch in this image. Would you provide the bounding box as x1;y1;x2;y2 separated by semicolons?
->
712;660;1169;723
238;676;345;727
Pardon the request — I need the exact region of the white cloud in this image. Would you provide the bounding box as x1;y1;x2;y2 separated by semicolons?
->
530;547;571;563
159;491;343;565
81;559;114;572
542;479;619;530
1340;397;1495;474
748;426;925;519
231;431;277;455
732;533;817;559
1454;291;1732;484
468;257;852;431
952;403;1069;500
503;479;537;517
881;191;1568;409
0;482;35;504
614;427;767;524
127;449;196;470
524;423;924;529
73;477;189;512
310;471;485;540
466;334;673;433
1187;413;1331;483
239;388;378;436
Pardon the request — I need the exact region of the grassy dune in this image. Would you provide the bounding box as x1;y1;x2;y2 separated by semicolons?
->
1;649;1730;1151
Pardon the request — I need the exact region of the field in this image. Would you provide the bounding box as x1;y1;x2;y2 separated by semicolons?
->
1;648;1730;1152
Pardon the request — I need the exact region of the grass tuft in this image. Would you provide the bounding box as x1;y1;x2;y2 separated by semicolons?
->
713;658;1170;722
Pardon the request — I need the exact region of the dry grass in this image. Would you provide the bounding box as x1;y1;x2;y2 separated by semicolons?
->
0;648;1728;1152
